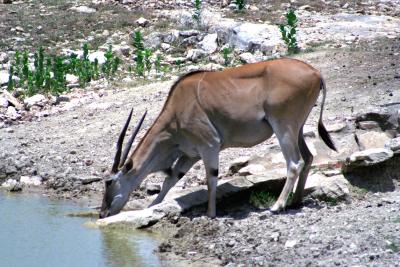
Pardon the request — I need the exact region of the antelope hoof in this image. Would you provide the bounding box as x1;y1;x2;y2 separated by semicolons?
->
270;202;285;213
207;210;216;219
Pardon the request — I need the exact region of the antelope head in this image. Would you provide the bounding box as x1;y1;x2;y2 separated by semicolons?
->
99;109;147;219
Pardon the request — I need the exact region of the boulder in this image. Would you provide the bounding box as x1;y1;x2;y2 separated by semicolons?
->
304;173;350;201
24;94;47;108
356;131;391;150
198;33;218;54
345;148;393;169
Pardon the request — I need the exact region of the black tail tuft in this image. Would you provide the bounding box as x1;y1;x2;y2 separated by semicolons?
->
318;121;337;151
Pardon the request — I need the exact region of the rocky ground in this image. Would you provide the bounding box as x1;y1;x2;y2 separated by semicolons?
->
1;0;400;266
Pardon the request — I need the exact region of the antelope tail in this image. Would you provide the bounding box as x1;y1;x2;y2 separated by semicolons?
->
318;78;337;151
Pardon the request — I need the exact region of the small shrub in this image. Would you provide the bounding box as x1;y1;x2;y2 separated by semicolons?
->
249;191;276;209
222;47;233;66
279;10;299;54
193;0;202;25
8;44;122;96
235;0;246;11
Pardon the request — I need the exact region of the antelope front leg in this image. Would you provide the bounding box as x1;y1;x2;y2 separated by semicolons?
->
200;148;220;218
149;156;198;207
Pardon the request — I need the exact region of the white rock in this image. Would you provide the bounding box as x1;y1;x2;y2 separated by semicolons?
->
357;131;391;150
238;164;267;176
0;96;9;108
0;52;9;64
70;6;96;13
348;148;393;167
24;94;47;108
285;240;297;248
198;33;218;54
385;137;400;154
88;51;106;65
1;179;22;191
136;17;150;27
6;106;18;119
239;52;257;64
186;49;206;62
66;74;79;84
20;176;42;186
304;173;350;200
0;70;9;85
161;43;171;51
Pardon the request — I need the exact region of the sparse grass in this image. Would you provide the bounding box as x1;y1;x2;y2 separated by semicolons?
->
249;191;276;209
0;0;145;51
350;185;369;199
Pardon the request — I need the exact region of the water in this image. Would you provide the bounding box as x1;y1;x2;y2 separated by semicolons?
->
0;191;162;267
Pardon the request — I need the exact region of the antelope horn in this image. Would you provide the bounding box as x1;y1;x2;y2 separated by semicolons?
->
119;110;147;169
111;109;133;174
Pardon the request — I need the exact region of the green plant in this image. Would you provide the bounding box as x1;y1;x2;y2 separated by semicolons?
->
222;47;233;66
8;44;122;96
133;31;144;51
144;48;152;75
7;66;14;91
193;0;202;24
249;191;276;209
175;59;183;71
235;0;245;11
279;10;299;54
155;54;162;74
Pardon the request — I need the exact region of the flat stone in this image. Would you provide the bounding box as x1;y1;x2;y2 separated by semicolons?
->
385;137;400;154
238;163;267;176
348;148;393;167
2;90;23;110
326;121;347;132
358;121;380;130
357;131;391;150
24;94;47;108
20;175;42;186
76;176;102;185
304;173;350;200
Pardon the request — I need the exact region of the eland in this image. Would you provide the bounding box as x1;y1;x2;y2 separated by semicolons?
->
99;58;336;219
